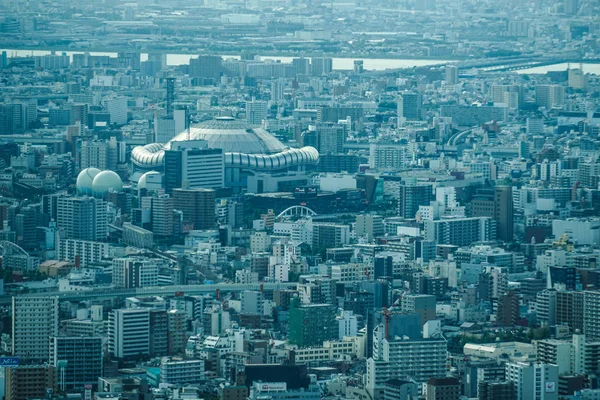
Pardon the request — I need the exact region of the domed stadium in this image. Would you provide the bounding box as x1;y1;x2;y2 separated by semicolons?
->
131;116;319;189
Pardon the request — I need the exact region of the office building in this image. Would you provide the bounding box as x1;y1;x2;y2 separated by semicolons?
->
271;79;286;103
164;140;225;192
50;336;103;390
289;301;337;347
12;296;59;363
246;99;268;125
56;196;107;241
505;362;558;400
445;65;459;85
140;194;174;237
108;308;150;358
397;92;422;120
400;294;436;326
312;222;350;250
173;188;216;230
398;180;433;218
241;290;264;315
161;358;204;385
155;109;187;143
112;257;159;288
355;214;384;241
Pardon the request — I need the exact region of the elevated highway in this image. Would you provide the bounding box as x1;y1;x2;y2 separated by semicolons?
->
0;282;298;306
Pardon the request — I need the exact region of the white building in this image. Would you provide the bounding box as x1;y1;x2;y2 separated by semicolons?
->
505;362;558;400
12;296;59;363
160;358;204;385
108;308;150;358
369;142;410;171
57;238;109;267
105;97;128;125
366;325;447;400
552;219;600;247
338;311;358;339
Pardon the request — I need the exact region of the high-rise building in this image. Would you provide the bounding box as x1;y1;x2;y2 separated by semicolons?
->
164;140;224;192
288;300;337;347
155;109;187;143
241;290;264;315
167;309;187;355
108;308;150;358
271;79;286;103
140;194;174;237
12;296;59;362
445;65;459;85
246;99;268;126
189;55;223;79
568;68;587;90
50;336;103;390
161;358;205;385
494;186;514;243
56;197;107;241
312;222;350;250
535;85;565;109
505;362;558;400
398;180;433;218
105;97;128;125
397;92;422;120
173;188;216;230
310;57;333;76
309;123;345;155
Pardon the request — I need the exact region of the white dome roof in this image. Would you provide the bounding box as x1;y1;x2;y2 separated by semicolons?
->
76;168;101;195
138;171;162;190
92;170;123;196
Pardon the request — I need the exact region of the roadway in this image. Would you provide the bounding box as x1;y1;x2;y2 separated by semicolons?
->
0;282;299;306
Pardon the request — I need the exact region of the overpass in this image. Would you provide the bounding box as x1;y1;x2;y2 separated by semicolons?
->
0;282;298;306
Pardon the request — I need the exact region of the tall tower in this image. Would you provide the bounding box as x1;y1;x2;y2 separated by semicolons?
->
166;77;175;115
494;186;514;243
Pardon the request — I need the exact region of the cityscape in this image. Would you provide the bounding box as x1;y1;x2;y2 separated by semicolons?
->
0;0;599;399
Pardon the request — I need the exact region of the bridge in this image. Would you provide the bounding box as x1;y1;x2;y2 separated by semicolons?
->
276;205;317;221
0;282;298;306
